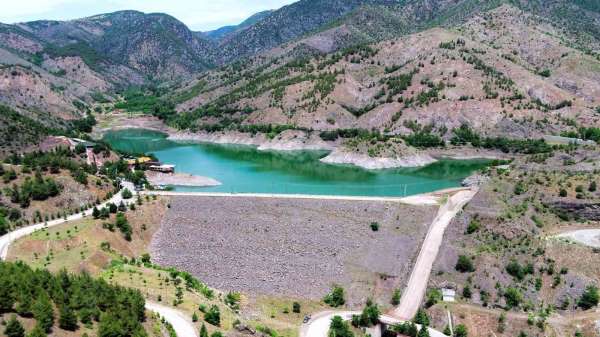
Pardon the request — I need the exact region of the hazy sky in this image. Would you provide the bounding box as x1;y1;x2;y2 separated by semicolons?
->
0;0;297;31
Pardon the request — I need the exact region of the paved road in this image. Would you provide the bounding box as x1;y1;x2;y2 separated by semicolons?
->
0;181;198;337
393;189;477;320
142;190;443;206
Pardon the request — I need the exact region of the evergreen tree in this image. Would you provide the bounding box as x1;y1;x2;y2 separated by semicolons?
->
58;305;78;331
454;324;468;337
0;276;15;312
26;325;46;337
5;315;25;337
0;215;8;235
92;207;100;219
328;315;353;337
16;291;33;317
413;308;430;327
204;305;221;326
417;325;430;337
32;293;54;333
200;323;209;337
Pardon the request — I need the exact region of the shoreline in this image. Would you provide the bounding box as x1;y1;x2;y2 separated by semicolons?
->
99;123;508;171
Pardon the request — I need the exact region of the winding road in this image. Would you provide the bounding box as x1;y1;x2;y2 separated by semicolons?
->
0;181;199;337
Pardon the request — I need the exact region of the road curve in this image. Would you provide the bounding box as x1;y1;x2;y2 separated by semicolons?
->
0;182;198;337
393;189;477;320
0;181;134;260
146;301;199;337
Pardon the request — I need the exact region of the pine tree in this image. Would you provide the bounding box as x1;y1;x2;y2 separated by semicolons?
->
413;309;430;327
58;305;78;331
16;291;33;317
0;277;15;312
5;315;25;337
26;325;46;337
417;325;430;337
200;323;209;337
32;293;54;333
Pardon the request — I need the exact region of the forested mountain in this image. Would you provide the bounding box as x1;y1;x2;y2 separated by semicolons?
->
204;10;274;42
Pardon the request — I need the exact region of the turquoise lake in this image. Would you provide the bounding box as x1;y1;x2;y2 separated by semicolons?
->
103;129;491;197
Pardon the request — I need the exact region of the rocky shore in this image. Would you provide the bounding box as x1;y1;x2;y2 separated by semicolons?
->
320;150;437;169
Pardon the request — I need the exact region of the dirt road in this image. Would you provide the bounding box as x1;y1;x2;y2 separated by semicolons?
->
393;189;477;319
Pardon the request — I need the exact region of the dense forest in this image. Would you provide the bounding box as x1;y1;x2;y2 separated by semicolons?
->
0;261;147;337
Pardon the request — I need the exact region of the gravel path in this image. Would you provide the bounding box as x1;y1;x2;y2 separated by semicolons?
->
150;196;436;304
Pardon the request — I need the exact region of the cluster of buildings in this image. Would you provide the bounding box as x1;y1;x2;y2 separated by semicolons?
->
125;156;175;173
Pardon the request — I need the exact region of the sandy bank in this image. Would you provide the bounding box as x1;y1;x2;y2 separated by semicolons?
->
146;171;221;187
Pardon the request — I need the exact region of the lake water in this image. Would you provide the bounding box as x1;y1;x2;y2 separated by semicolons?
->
103;129;491;197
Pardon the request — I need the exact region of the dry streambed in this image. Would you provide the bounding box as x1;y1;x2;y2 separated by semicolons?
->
150;196;436;306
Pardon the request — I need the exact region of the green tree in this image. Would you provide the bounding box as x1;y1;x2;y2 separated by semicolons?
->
16;291;33;317
455;255;475;273
391;289;401;305
26;325;46;337
292;302;301;313
425;289;442;308
578;285;599;310
122;188;133;199
200;324;209;337
324;285;345;307
58;305;78;331
192;312;198;322
0;216;8;235
5;315;25;337
0;276;15;312
204;305;221;326
328;315;353;337
454;324;468;337
32;293;54;333
413;308;429;326
417;325;430;337
504;287;523;309
352;299;379;327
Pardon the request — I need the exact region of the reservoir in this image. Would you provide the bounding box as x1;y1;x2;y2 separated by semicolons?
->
103;128;491;197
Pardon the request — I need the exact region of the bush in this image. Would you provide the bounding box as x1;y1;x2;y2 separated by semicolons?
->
425;289;442;308
504;287;523;308
292;302;301;313
4;315;25;337
391;289;401;305
324;285;345;307
466;218;480;234
328;315;354;337
204;305;221;326
454;324;468;337
578;285;599;310
351;299;379;327
559;189;568;197
370;222;379;231
455;255;475;273
412;308;429;326
121;188;133;199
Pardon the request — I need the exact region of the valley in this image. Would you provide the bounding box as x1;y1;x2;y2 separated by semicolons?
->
0;1;600;337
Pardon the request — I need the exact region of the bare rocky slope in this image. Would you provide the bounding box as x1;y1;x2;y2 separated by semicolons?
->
168;5;600;144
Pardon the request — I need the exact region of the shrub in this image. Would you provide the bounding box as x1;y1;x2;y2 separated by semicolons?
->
292;302;301;313
204;305;221;326
324;285;345;307
370;222;379;231
328;315;354;337
559;189;568;197
454;324;468;337
121;188;133;199
578;285;599;310
504;287;523;308
391;289;401;305
466;218;480;234
412;308;429;326
455;255;475;273
425;289;442;308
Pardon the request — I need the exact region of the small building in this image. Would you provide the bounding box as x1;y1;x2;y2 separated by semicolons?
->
148;164;175;173
442;288;456;302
